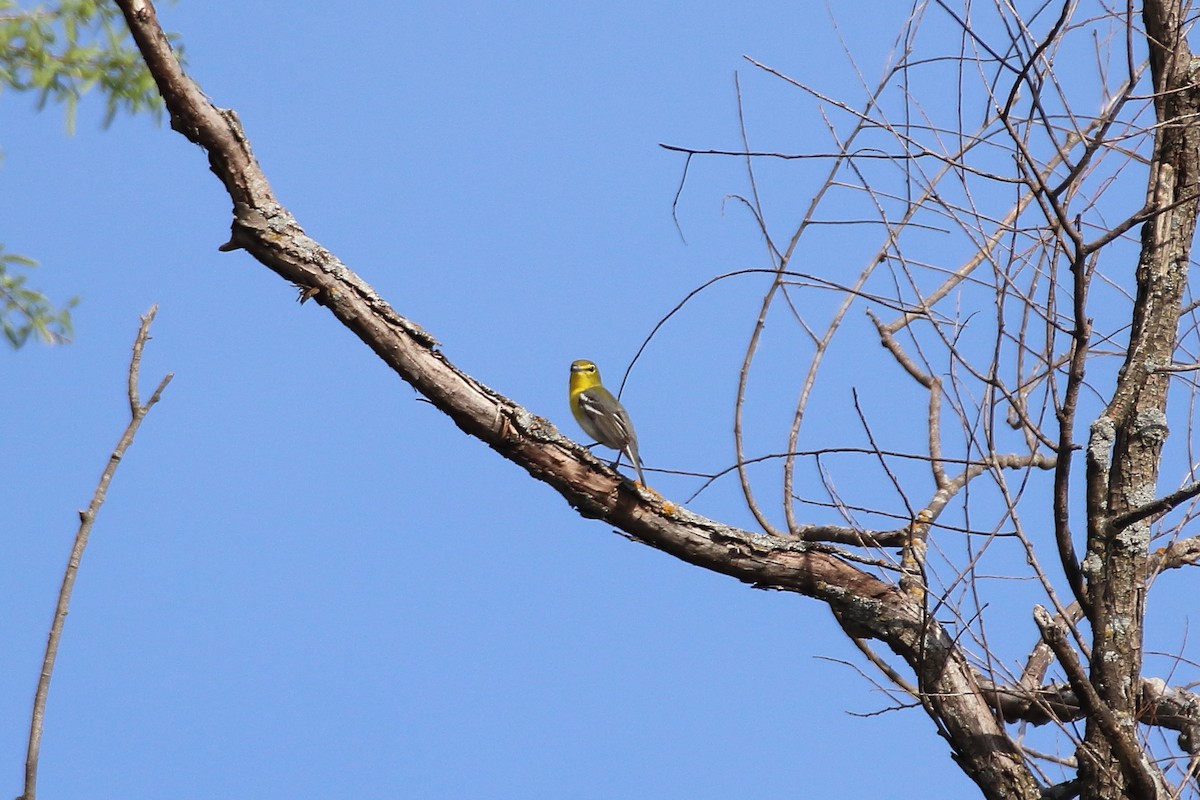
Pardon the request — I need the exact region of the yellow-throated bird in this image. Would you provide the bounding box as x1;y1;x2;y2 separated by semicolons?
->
568;359;647;486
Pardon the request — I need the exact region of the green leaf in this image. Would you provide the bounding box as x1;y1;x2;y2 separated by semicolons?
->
0;1;181;131
0;247;77;348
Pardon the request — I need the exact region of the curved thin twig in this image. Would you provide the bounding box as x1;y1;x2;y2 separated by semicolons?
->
21;307;172;800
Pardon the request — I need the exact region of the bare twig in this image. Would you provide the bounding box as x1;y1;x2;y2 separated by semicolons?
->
1109;480;1200;532
21;307;173;800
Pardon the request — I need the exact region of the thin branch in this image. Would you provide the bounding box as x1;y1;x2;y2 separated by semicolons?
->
21;306;172;800
1051;248;1093;613
1033;605;1163;799
1152;535;1200;573
1109;479;1200;531
659;143;965;161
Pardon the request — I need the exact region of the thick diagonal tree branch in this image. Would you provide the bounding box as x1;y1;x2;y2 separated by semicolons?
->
110;2;1043;797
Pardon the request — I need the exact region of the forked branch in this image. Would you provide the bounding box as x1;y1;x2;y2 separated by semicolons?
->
21;307;172;800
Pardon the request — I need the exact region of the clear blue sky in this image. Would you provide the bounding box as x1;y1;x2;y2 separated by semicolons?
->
0;2;1118;797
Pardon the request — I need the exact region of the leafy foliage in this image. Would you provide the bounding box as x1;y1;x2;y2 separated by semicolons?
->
0;247;77;347
0;0;175;130
0;1;178;347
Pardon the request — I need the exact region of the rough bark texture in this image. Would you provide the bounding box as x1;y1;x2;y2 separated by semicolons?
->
1078;3;1200;798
